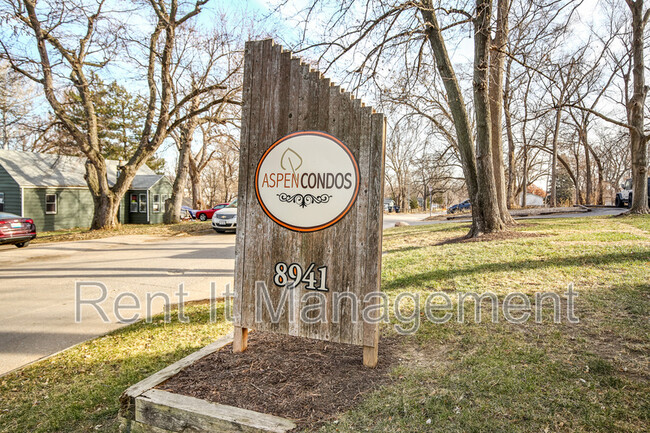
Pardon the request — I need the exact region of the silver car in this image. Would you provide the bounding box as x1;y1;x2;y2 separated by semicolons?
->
211;199;237;233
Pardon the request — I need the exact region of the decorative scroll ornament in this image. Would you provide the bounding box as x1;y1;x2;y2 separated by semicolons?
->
277;193;332;208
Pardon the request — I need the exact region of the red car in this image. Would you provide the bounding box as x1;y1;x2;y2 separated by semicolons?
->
195;203;229;221
0;212;37;248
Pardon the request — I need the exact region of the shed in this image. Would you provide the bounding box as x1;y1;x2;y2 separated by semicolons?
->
0;150;172;231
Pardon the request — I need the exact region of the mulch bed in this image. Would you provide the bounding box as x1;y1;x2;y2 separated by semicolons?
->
156;331;400;428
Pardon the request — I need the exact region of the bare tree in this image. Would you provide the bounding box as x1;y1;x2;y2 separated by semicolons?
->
0;0;239;228
565;0;650;213
164;23;244;223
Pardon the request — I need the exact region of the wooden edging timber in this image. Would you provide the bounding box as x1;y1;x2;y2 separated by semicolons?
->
118;332;297;433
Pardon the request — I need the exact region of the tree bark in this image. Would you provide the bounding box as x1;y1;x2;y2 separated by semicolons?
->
189;161;203;209
489;0;515;222
503;65;516;208
165;135;191;224
420;0;505;236
165;94;201;224
473;0;505;233
577;126;593;204
626;0;650;213
550;107;562;207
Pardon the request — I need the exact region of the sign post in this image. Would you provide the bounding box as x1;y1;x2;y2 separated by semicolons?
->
233;40;386;367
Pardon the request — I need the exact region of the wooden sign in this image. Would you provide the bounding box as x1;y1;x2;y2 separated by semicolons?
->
233;39;386;367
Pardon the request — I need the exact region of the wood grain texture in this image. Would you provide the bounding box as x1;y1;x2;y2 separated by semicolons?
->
120;333;233;419
135;389;296;433
235;39;386;347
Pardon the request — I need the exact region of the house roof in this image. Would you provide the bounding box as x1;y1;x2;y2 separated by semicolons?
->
0;150;162;190
131;175;163;190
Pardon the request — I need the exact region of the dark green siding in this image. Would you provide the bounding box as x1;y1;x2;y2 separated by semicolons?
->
126;190;149;224
23;187;93;232
0;164;21;215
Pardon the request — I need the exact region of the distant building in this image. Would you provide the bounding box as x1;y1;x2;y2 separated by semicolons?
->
519;192;544;207
0;150;172;231
383;198;395;212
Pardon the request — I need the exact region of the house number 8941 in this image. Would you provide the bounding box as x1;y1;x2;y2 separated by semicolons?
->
273;262;329;292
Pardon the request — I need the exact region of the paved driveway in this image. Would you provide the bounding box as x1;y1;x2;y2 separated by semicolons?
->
0;233;235;376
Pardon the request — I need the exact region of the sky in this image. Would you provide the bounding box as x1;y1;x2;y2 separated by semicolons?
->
3;0;633;196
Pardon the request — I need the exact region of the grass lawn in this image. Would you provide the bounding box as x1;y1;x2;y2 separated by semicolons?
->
32;220;213;244
1;215;648;432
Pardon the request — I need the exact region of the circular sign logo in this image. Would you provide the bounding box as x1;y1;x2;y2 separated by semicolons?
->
255;131;360;232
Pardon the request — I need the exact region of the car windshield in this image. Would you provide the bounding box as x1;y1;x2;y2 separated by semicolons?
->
225;199;238;209
0;212;19;219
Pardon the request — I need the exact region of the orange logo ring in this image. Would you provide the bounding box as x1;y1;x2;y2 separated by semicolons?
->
254;131;360;232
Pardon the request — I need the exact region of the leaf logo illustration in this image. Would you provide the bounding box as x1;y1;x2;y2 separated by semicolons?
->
280;147;303;174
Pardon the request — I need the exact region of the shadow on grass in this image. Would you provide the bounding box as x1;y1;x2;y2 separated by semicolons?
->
382;249;650;292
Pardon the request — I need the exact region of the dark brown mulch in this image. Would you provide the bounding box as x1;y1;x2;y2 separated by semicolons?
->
436;230;546;245
156;331;400;428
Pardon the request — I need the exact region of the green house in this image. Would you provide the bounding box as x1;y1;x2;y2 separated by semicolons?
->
0;150;173;232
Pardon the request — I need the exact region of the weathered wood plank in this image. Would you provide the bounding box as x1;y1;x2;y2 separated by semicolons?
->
236;40;385;349
363;114;386;348
136;389;296;433
120;333;233;418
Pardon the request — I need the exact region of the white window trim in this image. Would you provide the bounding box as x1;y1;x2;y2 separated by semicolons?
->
153;194;161;213
0;192;4;212
45;193;57;215
139;193;147;213
130;195;138;213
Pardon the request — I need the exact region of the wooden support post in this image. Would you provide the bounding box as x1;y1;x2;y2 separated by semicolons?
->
233;326;248;353
363;321;379;368
363;344;378;368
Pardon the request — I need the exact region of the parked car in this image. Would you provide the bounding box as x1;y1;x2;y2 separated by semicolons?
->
195;203;229;221
447;200;471;214
0;212;36;248
180;205;196;219
616;177;650;208
212;200;237;233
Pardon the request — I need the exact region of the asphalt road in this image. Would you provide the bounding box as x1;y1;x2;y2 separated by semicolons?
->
0;233;236;376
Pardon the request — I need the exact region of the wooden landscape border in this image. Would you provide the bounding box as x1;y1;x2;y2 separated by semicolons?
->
233;39;386;367
118;333;296;433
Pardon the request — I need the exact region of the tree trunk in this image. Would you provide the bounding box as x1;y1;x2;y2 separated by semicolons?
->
165;135;191;224
165;94;201;223
420;0;505;236
488;0;515;223
550;108;561;207
473;0;505;234
591;150;605;205
521;146;528;207
85;160;120;229
188;161;203;209
503;79;516;208
580;127;593;204
627;0;650;214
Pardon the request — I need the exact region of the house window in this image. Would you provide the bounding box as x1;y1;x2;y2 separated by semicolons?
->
45;194;57;214
161;194;169;213
130;194;138;213
0;192;4;212
153;194;161;213
139;194;147;213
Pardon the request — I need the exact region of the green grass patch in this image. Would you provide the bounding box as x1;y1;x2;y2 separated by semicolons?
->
0;304;231;433
321;215;649;433
33;221;214;244
1;215;648;432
